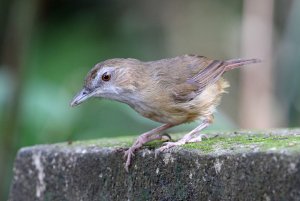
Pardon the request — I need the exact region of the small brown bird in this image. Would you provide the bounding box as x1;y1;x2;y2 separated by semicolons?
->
70;54;260;171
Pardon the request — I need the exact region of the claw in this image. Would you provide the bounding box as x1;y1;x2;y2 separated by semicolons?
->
124;148;136;172
154;141;172;158
123;148;135;159
125;154;131;172
160;133;172;141
156;142;177;153
156;140;188;154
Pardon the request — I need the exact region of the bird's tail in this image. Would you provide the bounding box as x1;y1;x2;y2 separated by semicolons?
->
224;58;261;71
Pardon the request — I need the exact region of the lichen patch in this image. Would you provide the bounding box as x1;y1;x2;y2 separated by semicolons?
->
32;152;46;198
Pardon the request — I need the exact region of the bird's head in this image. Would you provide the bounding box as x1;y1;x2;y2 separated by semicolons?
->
70;58;143;107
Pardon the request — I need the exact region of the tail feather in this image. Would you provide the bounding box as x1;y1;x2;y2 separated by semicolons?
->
224;58;261;71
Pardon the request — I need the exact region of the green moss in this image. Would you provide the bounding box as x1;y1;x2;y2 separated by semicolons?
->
62;134;173;149
183;133;300;154
55;129;300;154
61;136;136;148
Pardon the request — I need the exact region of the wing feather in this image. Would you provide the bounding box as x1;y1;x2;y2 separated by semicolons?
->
148;55;258;103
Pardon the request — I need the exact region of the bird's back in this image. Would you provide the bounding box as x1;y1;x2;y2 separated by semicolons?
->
146;54;215;86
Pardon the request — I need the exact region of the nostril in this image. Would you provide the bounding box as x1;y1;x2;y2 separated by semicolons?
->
82;90;89;95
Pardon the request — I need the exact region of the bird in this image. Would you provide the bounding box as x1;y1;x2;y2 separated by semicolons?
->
70;54;260;171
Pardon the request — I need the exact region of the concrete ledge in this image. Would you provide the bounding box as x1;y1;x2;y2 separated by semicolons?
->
9;129;300;201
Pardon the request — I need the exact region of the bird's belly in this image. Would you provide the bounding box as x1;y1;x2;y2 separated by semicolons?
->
127;102;180;124
141;110;191;124
131;102;198;124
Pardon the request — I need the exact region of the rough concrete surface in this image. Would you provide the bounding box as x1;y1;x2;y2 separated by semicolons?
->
9;129;300;201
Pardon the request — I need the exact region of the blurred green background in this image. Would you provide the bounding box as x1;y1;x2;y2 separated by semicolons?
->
1;0;299;199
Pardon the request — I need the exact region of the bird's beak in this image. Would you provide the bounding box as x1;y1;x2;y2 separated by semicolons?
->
70;88;93;107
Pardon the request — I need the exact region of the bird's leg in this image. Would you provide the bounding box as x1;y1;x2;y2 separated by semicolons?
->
156;117;212;152
124;123;174;171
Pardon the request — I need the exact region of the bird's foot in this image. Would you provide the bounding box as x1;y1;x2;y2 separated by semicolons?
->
185;134;208;143
124;147;136;172
155;134;207;156
123;132;173;171
156;141;185;153
123;134;159;172
124;135;147;172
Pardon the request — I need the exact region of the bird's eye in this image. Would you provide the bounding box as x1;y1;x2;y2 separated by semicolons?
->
101;72;111;81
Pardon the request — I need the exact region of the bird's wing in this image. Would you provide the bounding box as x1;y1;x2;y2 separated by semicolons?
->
149;55;259;103
151;55;226;103
186;59;226;93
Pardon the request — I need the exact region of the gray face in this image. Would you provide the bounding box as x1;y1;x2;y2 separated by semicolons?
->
70;66;117;107
70;58;144;107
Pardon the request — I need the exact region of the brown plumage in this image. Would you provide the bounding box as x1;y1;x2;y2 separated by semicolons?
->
70;54;260;171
